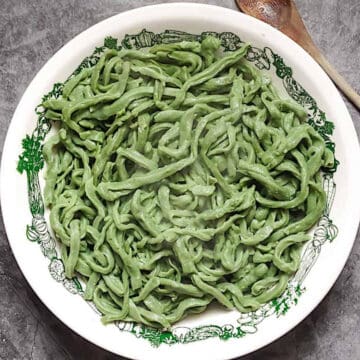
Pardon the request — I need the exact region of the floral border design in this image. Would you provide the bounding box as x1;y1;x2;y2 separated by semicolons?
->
17;29;338;347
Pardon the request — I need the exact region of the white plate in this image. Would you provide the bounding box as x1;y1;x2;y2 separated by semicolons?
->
1;3;360;360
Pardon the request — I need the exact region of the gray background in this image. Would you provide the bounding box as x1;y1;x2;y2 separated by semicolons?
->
0;0;359;359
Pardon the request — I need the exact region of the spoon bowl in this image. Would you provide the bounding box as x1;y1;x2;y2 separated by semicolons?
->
239;0;291;29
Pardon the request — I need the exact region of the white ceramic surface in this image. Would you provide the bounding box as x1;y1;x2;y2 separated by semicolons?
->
1;3;360;360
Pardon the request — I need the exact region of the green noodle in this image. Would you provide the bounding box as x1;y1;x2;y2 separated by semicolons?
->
42;37;334;329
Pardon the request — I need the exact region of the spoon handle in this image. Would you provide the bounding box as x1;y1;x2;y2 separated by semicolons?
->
313;51;360;109
283;1;360;110
281;2;360;110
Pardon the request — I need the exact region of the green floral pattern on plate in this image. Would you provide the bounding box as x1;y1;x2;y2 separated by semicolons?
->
17;29;338;347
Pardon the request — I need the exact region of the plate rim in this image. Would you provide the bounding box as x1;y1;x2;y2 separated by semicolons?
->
1;3;360;359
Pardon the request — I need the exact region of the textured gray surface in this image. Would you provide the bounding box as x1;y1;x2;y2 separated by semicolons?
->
0;0;359;359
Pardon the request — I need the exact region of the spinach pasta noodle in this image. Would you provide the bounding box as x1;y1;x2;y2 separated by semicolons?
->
42;36;334;329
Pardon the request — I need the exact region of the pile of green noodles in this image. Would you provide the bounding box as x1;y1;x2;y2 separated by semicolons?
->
42;37;334;329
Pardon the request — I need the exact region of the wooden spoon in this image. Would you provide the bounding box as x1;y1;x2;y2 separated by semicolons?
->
235;0;360;109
